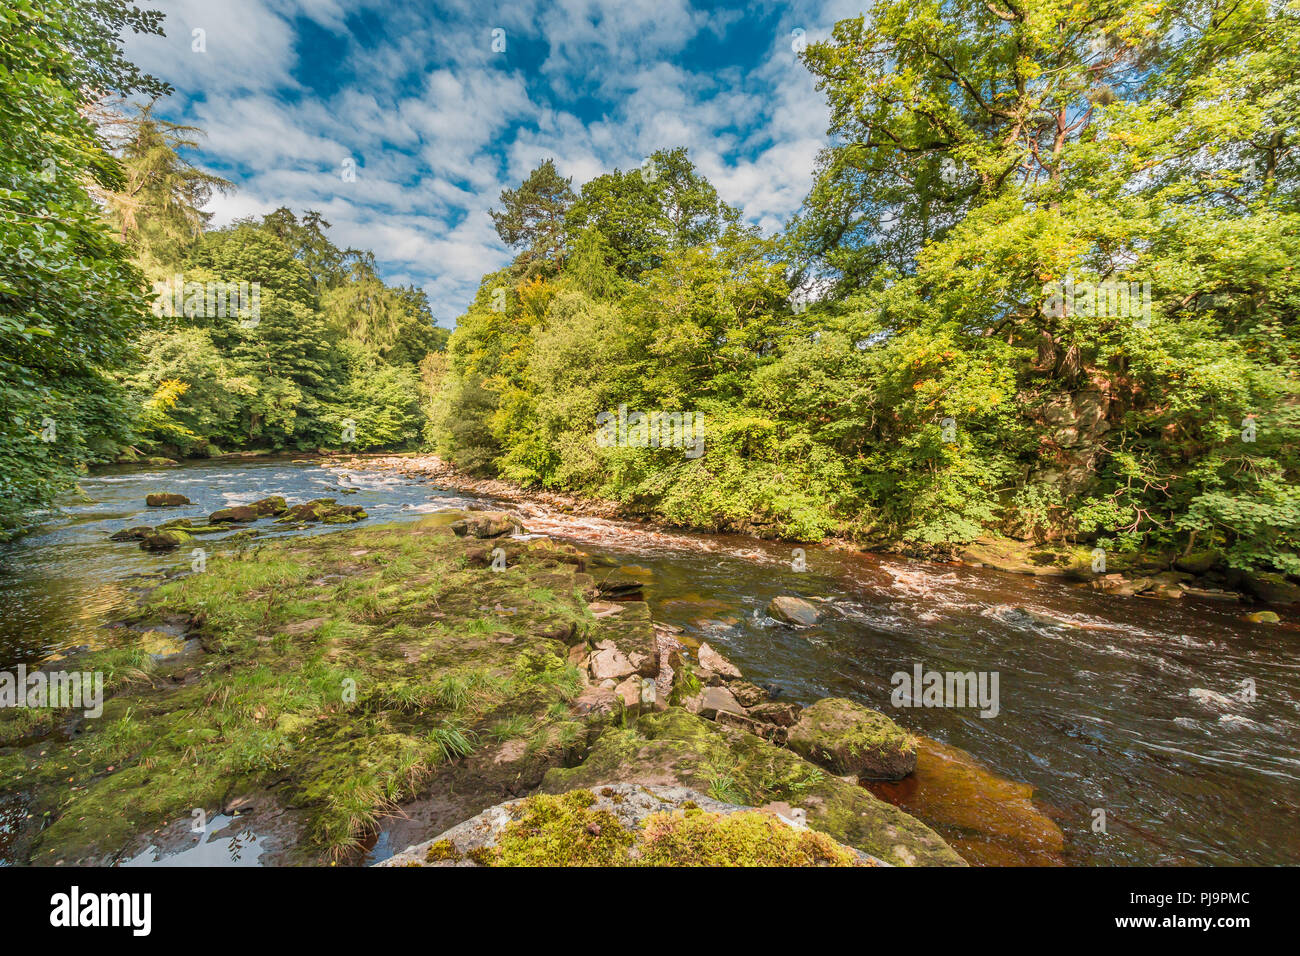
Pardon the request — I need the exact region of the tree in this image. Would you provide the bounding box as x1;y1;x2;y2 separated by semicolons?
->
0;0;168;533
102;100;233;270
489;159;576;276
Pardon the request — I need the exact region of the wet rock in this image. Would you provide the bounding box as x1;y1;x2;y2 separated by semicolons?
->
1241;571;1300;606
788;698;917;781
1090;574;1151;597
449;511;522;538
697;641;741;680
277;498;367;524
996;606;1079;629
209;505;259;523
594;573;645;600
109;526;153;542
766;595;822;627
139;529;193;552
1245;611;1281;624
247;495;287;517
146;493;190;507
1148;583;1184;600
1181;586;1239;602
862;736;1065;866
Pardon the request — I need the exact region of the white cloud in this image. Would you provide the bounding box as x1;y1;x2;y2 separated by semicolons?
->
135;0;849;322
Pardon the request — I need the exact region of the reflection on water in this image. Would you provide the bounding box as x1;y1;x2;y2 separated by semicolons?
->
120;814;263;867
2;456;1298;866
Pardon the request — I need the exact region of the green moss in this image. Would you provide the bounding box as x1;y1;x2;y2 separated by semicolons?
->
487;790;634;866
0;520;601;863
542;709;964;867
636;810;860;867
424;839;461;863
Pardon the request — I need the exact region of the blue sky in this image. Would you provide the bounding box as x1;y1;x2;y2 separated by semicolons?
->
125;0;864;325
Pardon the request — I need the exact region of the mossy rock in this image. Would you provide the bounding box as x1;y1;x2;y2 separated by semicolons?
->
1174;549;1222;575
541;709;963;866
247;496;288;516
450;511;522;538
139;529;194;552
379;784;870;867
276;498;366;523
1;520;594;864
109;526;153;542
787;698;917;781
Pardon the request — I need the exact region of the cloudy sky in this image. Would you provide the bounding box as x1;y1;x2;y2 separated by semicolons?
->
125;0;864;326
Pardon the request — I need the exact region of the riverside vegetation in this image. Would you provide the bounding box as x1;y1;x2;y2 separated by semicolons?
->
1;0;1297;865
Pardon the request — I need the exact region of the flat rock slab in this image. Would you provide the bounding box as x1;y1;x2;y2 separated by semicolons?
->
377;783;881;867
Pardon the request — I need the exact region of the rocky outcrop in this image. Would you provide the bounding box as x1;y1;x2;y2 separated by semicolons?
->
377;784;876;867
766;595;822;626
146;493;190;507
787;698;918;781
449;511;522;538
541;709;963;866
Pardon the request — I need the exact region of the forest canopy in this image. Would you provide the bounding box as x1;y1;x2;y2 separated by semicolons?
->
2;0;1298;581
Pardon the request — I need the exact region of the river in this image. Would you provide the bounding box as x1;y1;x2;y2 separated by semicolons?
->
2;457;1297;866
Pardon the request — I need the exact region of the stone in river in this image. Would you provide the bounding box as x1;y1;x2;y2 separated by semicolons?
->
787;697;917;781
766;595;822;627
146;493;190;507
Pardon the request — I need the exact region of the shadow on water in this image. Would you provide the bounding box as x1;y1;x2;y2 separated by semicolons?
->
2;457;1298;866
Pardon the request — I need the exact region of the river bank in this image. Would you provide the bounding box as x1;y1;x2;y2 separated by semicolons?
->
323;452;1299;617
3;457;1296;865
0;508;964;866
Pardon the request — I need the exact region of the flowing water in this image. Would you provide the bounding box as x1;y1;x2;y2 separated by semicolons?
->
2;457;1297;866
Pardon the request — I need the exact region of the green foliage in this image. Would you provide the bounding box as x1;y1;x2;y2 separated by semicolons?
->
0;0;166;534
433;3;1300;577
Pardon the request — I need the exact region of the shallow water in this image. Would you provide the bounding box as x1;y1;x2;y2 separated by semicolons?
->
2;457;1297;866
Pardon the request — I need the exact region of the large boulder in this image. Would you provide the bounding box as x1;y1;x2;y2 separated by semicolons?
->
766;595;822;627
1241;571;1300;606
449;511;522;538
542;709;963;866
145;493;190;507
376;784;873;867
788;698;917;781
